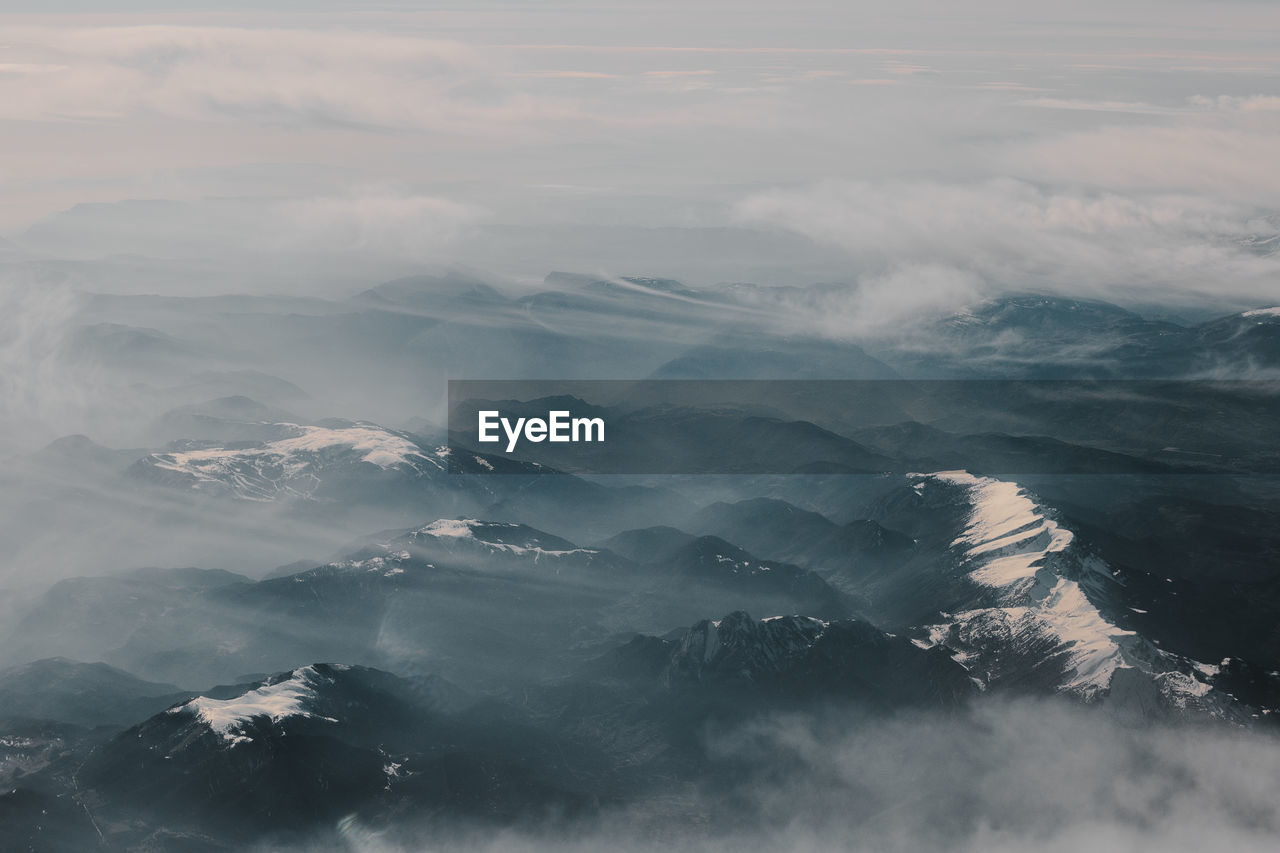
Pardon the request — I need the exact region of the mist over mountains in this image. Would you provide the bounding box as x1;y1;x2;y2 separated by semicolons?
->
0;260;1278;851
3;2;1280;850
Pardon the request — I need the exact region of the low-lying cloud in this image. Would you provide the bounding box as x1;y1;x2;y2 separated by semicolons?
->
0;26;567;134
735;178;1280;310
0;275;88;449
300;698;1280;853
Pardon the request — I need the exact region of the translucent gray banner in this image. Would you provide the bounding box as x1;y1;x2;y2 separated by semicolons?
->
447;379;1280;475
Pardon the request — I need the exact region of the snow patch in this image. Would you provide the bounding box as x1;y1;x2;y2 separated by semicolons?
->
914;471;1213;703
929;470;1073;590
419;518;481;539
1157;671;1214;709
1039;578;1134;693
171;665;337;745
146;423;436;500
414;519;597;561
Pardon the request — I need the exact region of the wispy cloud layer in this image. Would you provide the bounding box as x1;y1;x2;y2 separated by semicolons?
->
309;699;1280;853
0;2;1277;308
736;178;1280;309
0;26;572;132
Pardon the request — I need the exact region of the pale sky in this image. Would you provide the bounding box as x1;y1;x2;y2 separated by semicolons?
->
2;0;1279;303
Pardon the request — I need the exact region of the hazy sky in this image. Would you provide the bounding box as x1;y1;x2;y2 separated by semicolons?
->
1;1;1278;301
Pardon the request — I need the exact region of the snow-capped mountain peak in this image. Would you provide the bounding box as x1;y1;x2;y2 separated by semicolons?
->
408;518;599;561
932;470;1076;593
169;665;339;746
912;471;1229;712
134;422;448;500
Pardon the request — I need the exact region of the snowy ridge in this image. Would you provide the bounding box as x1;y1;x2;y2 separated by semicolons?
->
325;549;414;578
411;519;597;560
170;665;338;746
914;471;1219;706
935;471;1076;594
143;423;444;500
418;519;501;539
673;612;830;678
303;518;606;582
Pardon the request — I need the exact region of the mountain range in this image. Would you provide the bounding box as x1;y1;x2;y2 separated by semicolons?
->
1;274;1278;850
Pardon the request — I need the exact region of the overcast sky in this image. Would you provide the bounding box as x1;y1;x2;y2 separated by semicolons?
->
2;1;1278;303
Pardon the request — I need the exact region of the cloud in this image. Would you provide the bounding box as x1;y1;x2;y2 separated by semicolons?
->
21;191;487;263
0;275;84;449
735;178;1280;308
1198;95;1280;113
1;7;1276;305
696;698;1280;853
730;263;986;341
514;71;620;79
644;69;717;77
293;698;1280;853
0;25;582;134
0;24;785;139
1014;126;1280;203
734;73;1280;310
272;192;487;259
1002;89;1280;205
